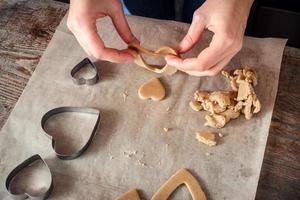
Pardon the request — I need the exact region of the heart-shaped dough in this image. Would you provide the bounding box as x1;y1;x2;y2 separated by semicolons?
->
138;77;166;101
5;154;53;200
115;189;140;200
151;168;206;200
128;43;178;75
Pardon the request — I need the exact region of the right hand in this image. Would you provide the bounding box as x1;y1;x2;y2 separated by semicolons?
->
68;0;138;63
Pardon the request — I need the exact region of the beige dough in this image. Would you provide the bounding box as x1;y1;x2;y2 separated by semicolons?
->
189;100;203;111
190;67;261;128
115;189;140;200
138;77;166;101
128;43;178;75
151;168;206;200
205;113;227;129
196;131;217;146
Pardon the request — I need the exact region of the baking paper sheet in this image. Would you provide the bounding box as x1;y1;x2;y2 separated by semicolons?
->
0;15;287;200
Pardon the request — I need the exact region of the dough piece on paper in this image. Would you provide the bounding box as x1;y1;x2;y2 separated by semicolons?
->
128;43;178;75
151;168;206;200
189;101;203;111
115;189;140;200
205;113;227;128
196;131;217;146
138;77;166;101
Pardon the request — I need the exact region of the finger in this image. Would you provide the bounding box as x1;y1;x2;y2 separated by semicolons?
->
110;8;137;44
78;23;135;63
72;31;92;56
184;54;234;77
177;13;206;53
167;33;233;71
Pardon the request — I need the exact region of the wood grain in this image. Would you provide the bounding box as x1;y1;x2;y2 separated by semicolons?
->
256;47;300;200
0;0;68;127
0;0;299;199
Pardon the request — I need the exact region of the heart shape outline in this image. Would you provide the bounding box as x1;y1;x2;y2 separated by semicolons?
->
5;154;53;200
115;189;140;200
41;107;101;160
70;58;99;85
128;43;179;75
116;168;206;200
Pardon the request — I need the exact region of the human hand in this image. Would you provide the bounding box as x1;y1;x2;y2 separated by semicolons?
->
165;0;253;76
67;0;137;63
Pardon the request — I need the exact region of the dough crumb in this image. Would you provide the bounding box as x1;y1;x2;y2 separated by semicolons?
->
205;152;212;156
166;106;171;111
137;159;147;167
218;133;223;138
163;127;169;132
122;91;128;101
196;131;217;146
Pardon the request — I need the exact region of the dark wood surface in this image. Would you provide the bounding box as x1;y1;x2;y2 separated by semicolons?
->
0;0;299;199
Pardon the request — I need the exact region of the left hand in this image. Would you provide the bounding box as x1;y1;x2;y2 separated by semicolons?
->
165;0;253;77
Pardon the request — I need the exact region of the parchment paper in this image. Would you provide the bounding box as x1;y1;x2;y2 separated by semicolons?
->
0;15;287;200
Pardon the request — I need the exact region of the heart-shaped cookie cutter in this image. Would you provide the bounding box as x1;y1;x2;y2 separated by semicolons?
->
70;58;99;85
41;107;101;160
128;43;179;75
5;154;53;200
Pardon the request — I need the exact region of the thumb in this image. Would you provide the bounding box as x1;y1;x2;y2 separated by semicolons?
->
110;8;138;44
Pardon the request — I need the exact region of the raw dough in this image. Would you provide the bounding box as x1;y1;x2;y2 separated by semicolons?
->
128;43;178;75
151;168;206;200
138;77;166;101
115;189;140;200
190;67;261;128
205;113;227;129
196;131;217;146
189;100;203;111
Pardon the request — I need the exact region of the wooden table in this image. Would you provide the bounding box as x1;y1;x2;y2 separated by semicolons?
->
0;0;299;199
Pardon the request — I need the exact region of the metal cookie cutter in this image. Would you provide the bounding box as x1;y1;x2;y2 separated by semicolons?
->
41;107;101;160
5;154;53;200
70;58;99;85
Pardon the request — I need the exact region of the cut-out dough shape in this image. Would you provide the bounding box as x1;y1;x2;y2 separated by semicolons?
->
128;43;178;75
115;189;140;200
151;168;206;200
138;77;166;101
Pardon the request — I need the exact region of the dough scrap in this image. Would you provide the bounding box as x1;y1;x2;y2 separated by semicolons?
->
196;131;217;146
151;168;206;200
115;189;140;200
138;77;166;101
205;113;227;129
191;67;261;128
194;90;210;102
202;100;226;114
128;43;178;75
220;108;240;122
208;91;233;108
189;100;203;111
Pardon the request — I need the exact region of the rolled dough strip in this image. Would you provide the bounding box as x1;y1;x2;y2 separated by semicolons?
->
115;189;140;200
151;168;206;200
128;43;178;75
